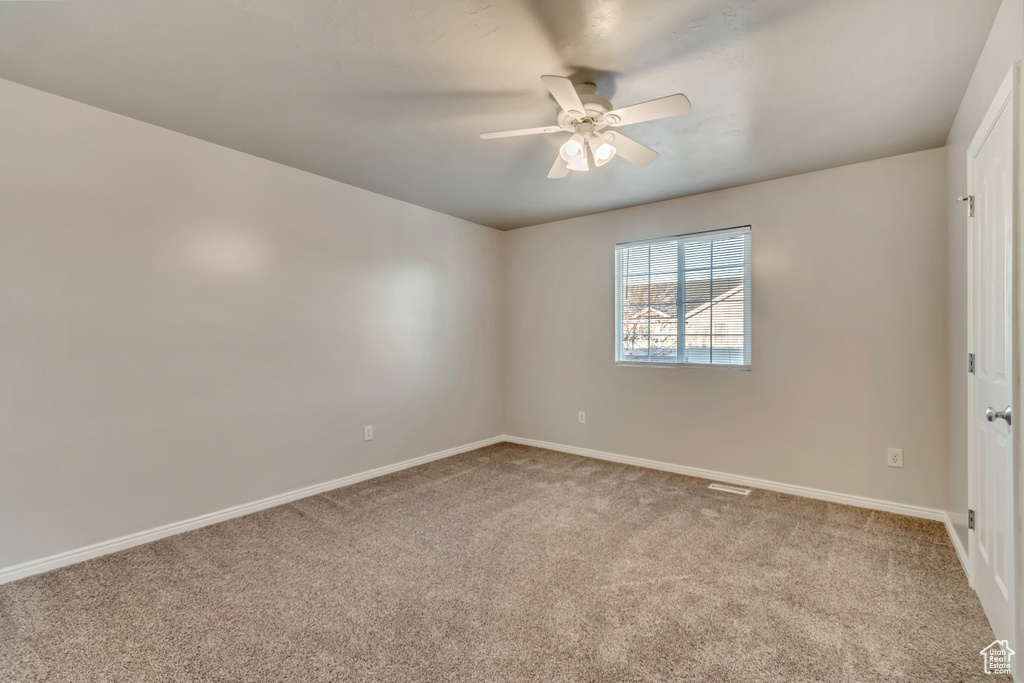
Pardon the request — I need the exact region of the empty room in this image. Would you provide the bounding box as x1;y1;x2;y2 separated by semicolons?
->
1;0;1023;680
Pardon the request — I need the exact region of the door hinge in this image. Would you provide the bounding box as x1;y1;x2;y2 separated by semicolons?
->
969;509;976;530
958;195;975;218
968;352;975;374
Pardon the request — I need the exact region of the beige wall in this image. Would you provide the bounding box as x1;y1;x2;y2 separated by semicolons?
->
0;79;504;570
504;148;948;509
944;0;1024;550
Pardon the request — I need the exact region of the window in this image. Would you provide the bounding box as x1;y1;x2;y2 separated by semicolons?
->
615;226;751;369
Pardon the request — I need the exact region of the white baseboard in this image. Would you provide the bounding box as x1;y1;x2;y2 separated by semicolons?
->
0;435;504;586
502;435;947;522
943;511;970;580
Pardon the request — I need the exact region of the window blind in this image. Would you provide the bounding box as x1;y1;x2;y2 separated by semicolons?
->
615;226;751;369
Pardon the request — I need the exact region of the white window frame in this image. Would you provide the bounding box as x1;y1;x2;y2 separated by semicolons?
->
615;225;752;370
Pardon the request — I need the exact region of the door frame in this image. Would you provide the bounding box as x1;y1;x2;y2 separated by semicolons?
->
966;61;1022;677
1017;58;1024;683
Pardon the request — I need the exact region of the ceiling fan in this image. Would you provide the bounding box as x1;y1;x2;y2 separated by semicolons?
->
479;75;691;178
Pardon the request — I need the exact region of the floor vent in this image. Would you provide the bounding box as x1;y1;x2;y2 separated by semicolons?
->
708;483;751;496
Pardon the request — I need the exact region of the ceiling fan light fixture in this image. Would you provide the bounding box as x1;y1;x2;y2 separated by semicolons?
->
590;135;617;167
559;133;586;164
567;155;589;172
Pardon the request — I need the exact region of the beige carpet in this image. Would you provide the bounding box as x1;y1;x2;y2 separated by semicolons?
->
0;442;1005;682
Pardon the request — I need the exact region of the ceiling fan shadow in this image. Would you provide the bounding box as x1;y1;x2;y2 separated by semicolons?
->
619;0;823;75
520;0;587;60
331;89;539;124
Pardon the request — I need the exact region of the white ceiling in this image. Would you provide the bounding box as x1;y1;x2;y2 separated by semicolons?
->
0;0;1001;229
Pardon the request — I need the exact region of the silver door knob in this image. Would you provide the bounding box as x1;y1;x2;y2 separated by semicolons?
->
985;406;1012;426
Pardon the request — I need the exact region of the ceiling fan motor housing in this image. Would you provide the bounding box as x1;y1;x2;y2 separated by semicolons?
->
558;82;614;131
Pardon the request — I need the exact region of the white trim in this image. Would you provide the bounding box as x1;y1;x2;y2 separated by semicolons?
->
615;224;751;248
615;361;750;371
966;64;1021;664
503;435;946;521
945;511;971;579
0;435;504;586
1018;58;1024;683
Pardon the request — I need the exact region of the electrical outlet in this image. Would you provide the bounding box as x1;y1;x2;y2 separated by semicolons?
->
578;411;586;424
887;448;903;468
364;425;373;441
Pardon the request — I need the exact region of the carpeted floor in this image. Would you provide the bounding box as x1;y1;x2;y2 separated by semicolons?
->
0;442;1006;682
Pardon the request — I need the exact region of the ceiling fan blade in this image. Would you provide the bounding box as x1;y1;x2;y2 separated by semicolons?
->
605;132;659;167
540;75;587;119
605;94;692;127
480;125;564;140
547;154;570;179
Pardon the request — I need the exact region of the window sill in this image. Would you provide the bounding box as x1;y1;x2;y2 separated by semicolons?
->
615;361;751;371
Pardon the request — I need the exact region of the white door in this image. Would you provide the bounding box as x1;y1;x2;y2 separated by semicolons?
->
968;64;1018;667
